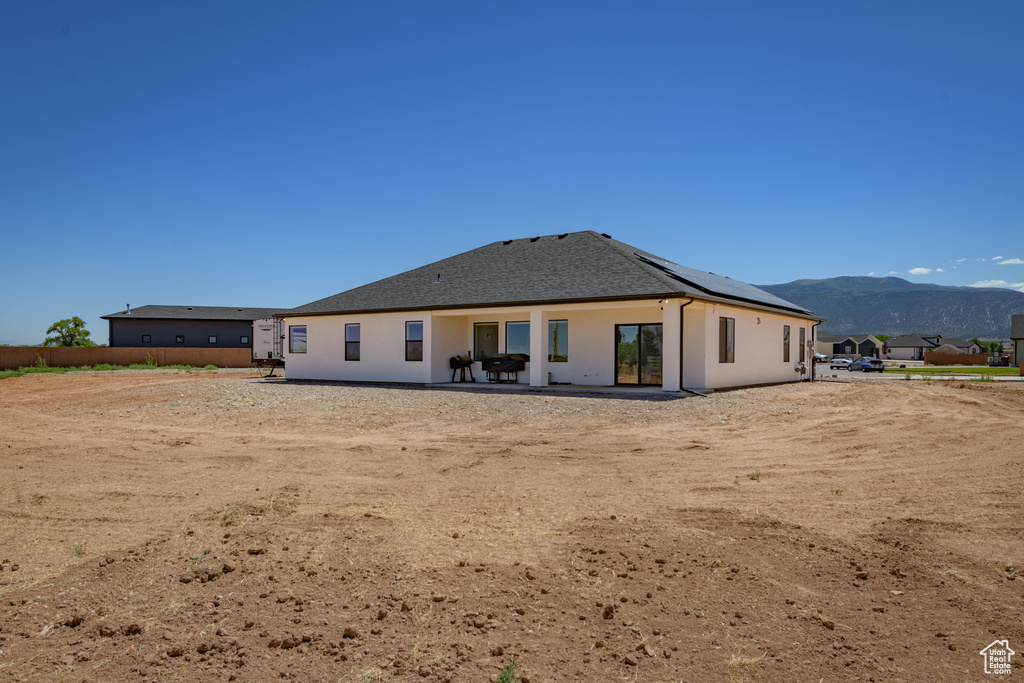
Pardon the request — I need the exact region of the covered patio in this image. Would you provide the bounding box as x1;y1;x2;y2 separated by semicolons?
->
429;298;689;392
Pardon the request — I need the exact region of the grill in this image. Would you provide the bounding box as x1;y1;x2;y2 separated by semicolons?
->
448;354;475;382
480;354;529;383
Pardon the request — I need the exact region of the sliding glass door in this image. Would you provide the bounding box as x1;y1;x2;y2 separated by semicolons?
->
615;324;663;385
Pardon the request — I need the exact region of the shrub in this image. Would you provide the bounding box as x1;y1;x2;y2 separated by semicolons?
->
496;659;520;683
92;364;121;371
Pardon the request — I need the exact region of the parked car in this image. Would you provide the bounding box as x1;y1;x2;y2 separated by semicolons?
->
829;357;853;369
849;357;885;372
814;352;828;363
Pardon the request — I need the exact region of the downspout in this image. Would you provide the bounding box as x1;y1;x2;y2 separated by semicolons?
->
679;297;706;396
811;321;820;382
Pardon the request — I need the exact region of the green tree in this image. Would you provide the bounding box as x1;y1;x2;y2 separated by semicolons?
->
44;317;97;347
875;334;891;341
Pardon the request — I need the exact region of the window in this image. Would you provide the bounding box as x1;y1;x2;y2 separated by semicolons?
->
209;336;218;345
175;335;185;344
142;335;151;344
289;325;307;354
405;321;423;361
345;324;360;361
719;317;735;363
505;321;530;355
240;335;249;345
783;325;790;362
548;320;567;362
474;322;498;361
799;328;806;362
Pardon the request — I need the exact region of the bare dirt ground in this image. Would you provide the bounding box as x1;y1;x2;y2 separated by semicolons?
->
1;373;1022;682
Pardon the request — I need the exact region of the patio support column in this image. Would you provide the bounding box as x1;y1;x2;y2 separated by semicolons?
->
529;309;549;387
661;299;682;392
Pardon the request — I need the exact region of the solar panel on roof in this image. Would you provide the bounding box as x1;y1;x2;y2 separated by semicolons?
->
634;254;811;314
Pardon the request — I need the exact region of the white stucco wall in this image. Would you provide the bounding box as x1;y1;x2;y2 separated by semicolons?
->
430;314;470;383
697;304;811;390
281;312;434;383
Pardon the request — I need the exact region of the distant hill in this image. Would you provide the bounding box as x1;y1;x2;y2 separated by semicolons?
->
758;276;1024;338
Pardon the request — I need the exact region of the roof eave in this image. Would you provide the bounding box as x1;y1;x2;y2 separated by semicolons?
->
278;292;822;322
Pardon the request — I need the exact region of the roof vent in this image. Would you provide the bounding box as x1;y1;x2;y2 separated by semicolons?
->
237;308;243;311
503;240;513;245
435;273;441;284
600;233;612;239
530;236;540;242
558;233;568;239
125;303;130;315
187;307;193;310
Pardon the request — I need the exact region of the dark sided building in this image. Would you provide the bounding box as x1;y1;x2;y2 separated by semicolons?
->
102;306;289;348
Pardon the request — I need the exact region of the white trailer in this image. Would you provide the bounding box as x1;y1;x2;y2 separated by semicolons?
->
252;318;284;375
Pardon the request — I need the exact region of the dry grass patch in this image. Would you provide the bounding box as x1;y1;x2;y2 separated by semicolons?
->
726;651;766;681
219;492;300;527
351;666;390;682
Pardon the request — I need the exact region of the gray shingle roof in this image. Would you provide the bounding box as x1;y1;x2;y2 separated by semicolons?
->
286;231;815;318
939;338;976;350
817;331;877;343
102;305;289;321
886;334;941;348
1012;315;1024;339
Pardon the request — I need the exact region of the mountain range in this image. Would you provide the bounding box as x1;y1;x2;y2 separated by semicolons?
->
757;276;1024;338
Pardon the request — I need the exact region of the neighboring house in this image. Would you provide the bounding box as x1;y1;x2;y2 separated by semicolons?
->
930;343;963;355
885;333;942;361
938;338;984;354
815;331;883;358
1012;315;1024;367
280;231;823;392
102;305;289;348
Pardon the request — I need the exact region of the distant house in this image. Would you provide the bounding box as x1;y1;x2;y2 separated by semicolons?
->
815;331;882;358
102;306;289;349
937;338;984;354
885;334;942;361
280;231;823;392
1012;315;1024;367
930;343;964;355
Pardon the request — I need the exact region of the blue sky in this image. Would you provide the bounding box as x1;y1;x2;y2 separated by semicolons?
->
2;2;1022;345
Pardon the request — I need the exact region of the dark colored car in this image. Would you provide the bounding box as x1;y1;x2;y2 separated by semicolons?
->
849;357;885;372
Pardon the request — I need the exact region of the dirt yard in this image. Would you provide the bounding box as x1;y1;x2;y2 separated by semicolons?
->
1;372;1022;682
